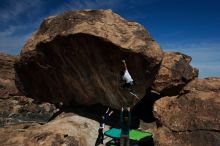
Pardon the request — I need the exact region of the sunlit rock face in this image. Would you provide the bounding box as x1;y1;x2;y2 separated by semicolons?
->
152;52;198;96
153;78;220;146
15;9;164;109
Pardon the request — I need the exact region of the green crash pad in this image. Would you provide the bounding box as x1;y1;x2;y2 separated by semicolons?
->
104;128;153;141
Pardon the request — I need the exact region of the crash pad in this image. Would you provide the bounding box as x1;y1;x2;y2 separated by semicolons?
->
104;128;152;141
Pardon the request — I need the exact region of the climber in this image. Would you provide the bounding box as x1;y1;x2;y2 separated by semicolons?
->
95;108;114;146
121;60;134;89
121;60;139;100
120;107;131;146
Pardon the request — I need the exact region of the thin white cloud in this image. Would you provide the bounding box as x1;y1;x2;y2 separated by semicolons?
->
0;0;47;54
0;0;42;23
162;41;220;61
196;65;220;72
196;65;220;78
0;32;32;55
45;0;124;16
0;26;16;36
65;0;122;9
0;15;42;54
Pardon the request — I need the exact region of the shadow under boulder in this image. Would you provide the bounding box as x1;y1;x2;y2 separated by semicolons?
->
131;89;161;129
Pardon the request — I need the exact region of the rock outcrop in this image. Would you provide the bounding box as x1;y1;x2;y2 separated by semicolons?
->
0;53;56;127
153;77;220;146
0;53;16;81
15;9;164;109
0;53;19;97
152;52;198;96
0;95;56;127
0;113;106;146
0;123;79;146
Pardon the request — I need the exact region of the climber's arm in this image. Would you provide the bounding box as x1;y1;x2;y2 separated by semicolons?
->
122;60;127;70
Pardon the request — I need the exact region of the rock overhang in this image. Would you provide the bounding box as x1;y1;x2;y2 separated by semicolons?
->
15;9;166;109
15;32;162;109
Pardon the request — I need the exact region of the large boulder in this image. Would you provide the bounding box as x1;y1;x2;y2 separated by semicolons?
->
153;77;220;146
40;113;104;145
152;52;198;96
15;9;163;109
0;113;106;146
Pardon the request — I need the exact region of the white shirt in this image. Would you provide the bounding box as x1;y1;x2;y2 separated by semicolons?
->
122;70;133;83
100;123;105;129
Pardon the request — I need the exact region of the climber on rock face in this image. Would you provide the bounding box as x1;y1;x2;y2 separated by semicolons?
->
121;60;134;89
121;60;139;100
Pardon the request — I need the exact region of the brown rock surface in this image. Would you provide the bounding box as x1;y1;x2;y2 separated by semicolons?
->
153;77;220;146
0;53;16;80
41;113;105;145
15;9;164;109
0;95;56;127
152;52;198;96
0;113;107;146
0;123;79;146
0;53;56;127
154;126;220;146
0;53;19;97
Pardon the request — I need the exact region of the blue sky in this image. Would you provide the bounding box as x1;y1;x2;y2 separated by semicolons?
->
0;0;219;77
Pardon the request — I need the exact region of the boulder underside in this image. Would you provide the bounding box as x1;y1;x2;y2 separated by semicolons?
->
15;9;164;109
15;34;157;108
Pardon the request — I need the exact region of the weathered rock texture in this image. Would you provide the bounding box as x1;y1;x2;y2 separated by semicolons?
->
41;113;104;145
0;123;79;146
15;9;164;109
0;113;105;146
0;53;16;81
0;95;56;127
0;53;19;97
152;52;198;96
0;53;56;127
153;77;220;146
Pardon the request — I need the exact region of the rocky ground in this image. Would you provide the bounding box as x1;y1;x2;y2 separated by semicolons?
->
0;94;156;146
